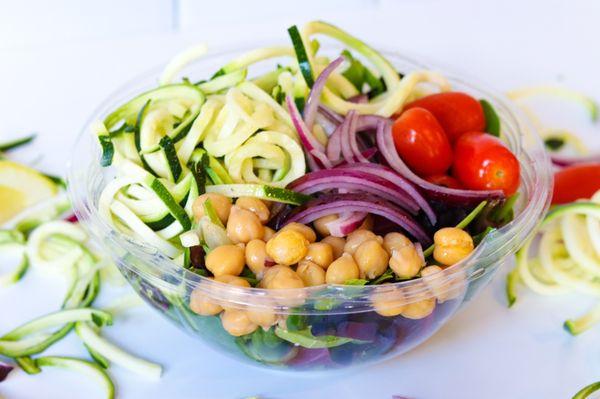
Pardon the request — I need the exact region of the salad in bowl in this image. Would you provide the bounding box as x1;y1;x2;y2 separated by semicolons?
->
68;21;551;370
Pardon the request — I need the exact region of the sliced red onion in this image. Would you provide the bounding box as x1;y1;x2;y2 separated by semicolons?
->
335;148;378;167
303;56;345;131
287;95;331;170
551;153;600;167
290;174;419;213
341;111;358;164
341;110;369;163
309;149;333;169
374;120;504;204
306;154;322;171
361;147;378;160
324;212;367;237
0;362;13;382
326;116;346;163
314;112;338;137
334;163;436;223
336;321;378;341
265;258;276;267
288;348;332;366
287;95;325;154
318;105;344;124
288;168;421;211
348;94;369;104
281;193;431;245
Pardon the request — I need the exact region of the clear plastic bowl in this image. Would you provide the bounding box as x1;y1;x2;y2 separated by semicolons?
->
67;45;552;371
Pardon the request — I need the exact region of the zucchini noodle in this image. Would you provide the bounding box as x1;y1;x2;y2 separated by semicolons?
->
94;20;456;263
510;190;600;334
300;20;450;117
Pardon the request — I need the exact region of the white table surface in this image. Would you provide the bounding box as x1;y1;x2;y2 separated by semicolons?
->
1;1;600;398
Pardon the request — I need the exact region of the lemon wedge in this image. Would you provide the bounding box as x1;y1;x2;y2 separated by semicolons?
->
0;160;58;223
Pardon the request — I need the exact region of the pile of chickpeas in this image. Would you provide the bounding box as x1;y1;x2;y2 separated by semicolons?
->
188;192;475;337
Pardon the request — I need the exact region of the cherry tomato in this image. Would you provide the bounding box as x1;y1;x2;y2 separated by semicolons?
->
425;174;464;189
552;163;600;204
453;132;520;196
391;107;453;176
405;92;485;142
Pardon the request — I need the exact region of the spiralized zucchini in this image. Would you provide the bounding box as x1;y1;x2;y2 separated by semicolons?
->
95;20;459;262
510;190;600;334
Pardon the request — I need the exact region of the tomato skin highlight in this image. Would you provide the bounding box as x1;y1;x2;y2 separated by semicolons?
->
452;132;520;196
425;174;464;189
552;163;600;204
405;92;485;143
391;107;453;176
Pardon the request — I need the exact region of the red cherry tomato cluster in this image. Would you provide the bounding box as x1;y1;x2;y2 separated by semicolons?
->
392;92;520;196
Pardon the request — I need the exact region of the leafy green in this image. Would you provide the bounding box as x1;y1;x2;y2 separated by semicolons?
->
312;297;338;311
236;327;294;364
473;226;495;246
480;99;501;136
239;267;259;287
490;193;520;225
370;268;395;285
274;326;369;349
345;278;368;286
285;313;307;331
341;50;386;97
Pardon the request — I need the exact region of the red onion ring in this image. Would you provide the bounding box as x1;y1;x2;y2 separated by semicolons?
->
303;56;345;131
281;193;431;245
324;212;367;237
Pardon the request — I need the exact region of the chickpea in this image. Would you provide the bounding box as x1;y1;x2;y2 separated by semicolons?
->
281;222;317;243
344;229;382;255
227;205;265;244
214;274;251;287
321;236;345;259
192;193;231;224
205;244;245;277
389;243;424;279
189;287;222;316
245;239;268;277
221;309;258;336
372;285;405;317
235;196;270;223
246;307;278;329
266;230;309;265
313;214;338;237
325;253;359;284
263;226;276;241
296;260;326;286
383;232;412;254
433;227;474;266
401;296;436;320
304;242;334;269
260;265;304;289
421;265;465;303
354;240;389;279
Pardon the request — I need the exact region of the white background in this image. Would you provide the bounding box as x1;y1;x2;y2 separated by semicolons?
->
1;0;600;398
